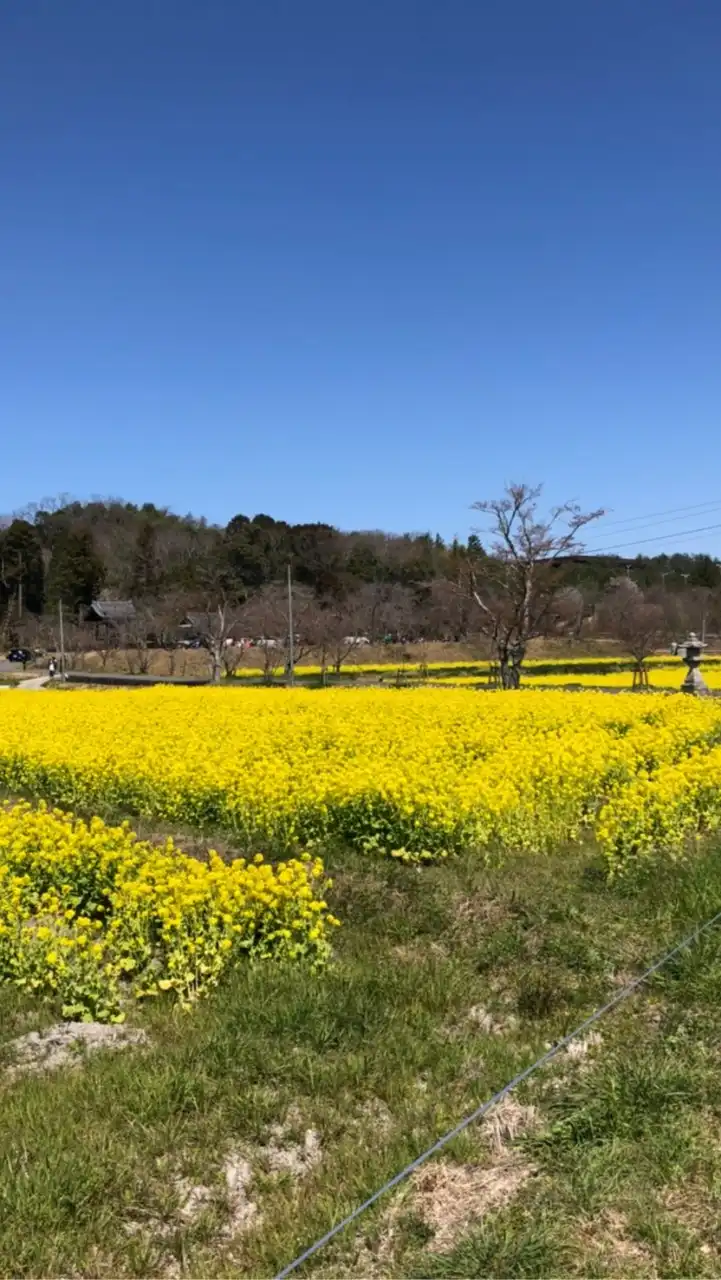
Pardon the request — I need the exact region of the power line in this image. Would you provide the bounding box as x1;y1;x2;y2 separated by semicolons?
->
595;499;721;533
590;505;721;542
274;905;721;1279
585;521;721;556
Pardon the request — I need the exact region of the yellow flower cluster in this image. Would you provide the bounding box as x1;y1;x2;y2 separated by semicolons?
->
1;688;721;867
429;672;721;690
229;661;491;678
524;669;721;690
598;742;721;875
0;802;336;1021
229;655;721;687
231;655;721;680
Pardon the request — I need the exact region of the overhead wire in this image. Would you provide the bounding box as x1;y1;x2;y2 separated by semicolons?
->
589;507;721;543
584;520;721;556
594;499;721;533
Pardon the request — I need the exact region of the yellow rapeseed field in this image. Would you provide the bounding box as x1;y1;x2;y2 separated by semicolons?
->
1;687;721;870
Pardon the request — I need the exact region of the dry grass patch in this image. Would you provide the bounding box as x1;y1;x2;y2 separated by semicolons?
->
411;1156;536;1252
577;1209;657;1274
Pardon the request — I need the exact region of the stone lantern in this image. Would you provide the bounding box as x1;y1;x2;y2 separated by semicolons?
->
672;632;709;696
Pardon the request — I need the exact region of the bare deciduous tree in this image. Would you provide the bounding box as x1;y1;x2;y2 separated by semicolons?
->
460;483;604;688
220;639;249;680
419;578;475;644
355;582;416;645
669;584;721;645
552;586;586;646
304;597;369;682
597;579;668;680
123;606;156;675
188;601;245;683
239;585;315;683
151;593;196;677
94;626;120;671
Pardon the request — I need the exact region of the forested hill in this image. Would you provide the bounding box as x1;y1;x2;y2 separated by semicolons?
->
1;498;719;620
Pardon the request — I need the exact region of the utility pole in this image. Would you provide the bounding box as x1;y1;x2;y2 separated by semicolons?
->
286;561;295;686
59;599;66;677
16;552;24;620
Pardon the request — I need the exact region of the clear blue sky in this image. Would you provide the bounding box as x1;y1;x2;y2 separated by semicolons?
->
2;0;721;554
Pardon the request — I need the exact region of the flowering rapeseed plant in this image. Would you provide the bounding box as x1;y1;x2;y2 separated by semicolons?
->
1;688;721;868
0;803;337;1021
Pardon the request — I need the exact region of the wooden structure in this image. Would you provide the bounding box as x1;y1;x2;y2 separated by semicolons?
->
84;600;136;640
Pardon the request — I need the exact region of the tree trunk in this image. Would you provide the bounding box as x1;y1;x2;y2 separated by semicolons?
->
498;658;513;689
498;645;524;689
210;643;221;684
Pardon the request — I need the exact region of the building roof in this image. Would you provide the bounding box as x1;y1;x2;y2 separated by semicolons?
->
86;600;137;623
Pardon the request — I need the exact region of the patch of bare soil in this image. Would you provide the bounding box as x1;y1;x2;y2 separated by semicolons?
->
4;1022;149;1079
257;1113;322;1178
406;1094;538;1253
175;1150;258;1238
444;1002;519;1042
468;1003;519;1036
129;1107;323;1258
347;1097;394;1140
544;1030;604;1092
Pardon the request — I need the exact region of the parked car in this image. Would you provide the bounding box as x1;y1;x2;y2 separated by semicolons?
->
6;648;33;664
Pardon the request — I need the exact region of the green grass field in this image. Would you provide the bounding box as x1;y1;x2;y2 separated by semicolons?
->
2;823;721;1277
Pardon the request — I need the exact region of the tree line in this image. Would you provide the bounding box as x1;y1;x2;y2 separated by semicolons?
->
1;490;720;685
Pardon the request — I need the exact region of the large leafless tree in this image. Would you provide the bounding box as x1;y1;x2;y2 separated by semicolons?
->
461;483;604;688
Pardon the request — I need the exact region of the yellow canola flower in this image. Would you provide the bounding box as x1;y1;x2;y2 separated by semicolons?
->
1;687;721;875
229;654;721;680
0;802;335;1021
428;668;721;689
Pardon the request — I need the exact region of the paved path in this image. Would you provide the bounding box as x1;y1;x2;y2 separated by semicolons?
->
0;673;51;690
